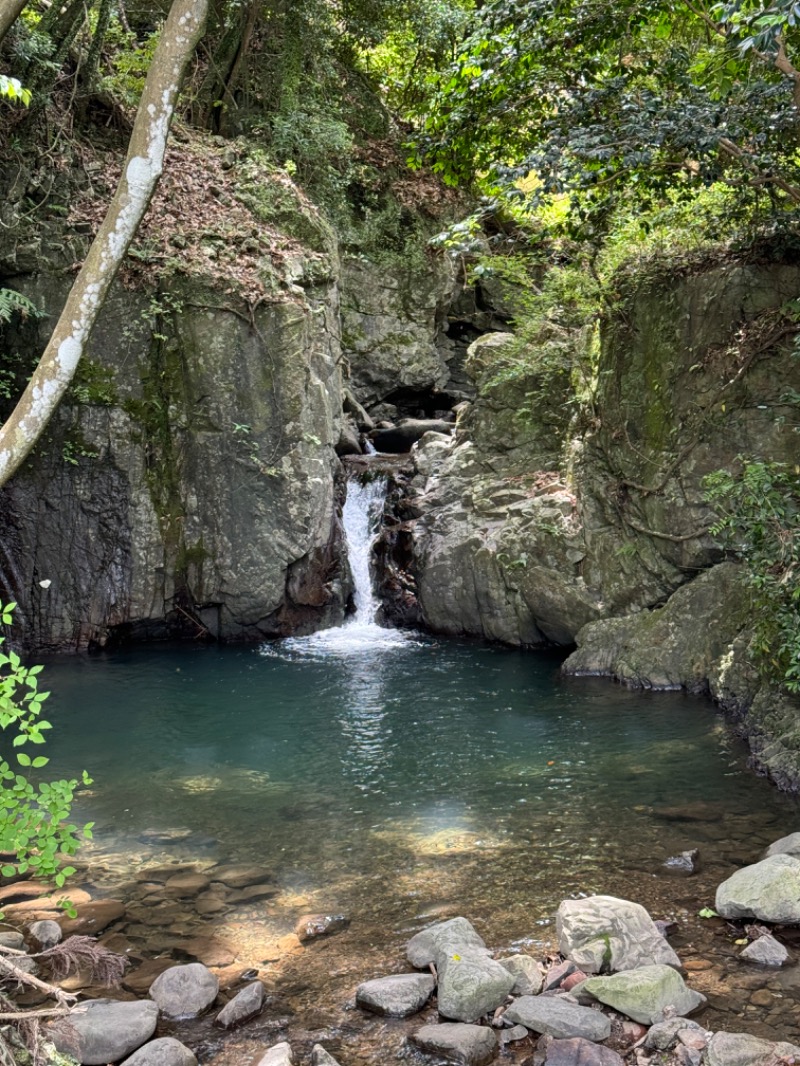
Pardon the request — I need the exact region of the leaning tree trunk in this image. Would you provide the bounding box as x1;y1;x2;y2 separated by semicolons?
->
0;0;28;48
0;0;208;488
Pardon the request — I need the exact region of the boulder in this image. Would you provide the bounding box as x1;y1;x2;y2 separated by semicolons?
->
336;417;362;457
407;917;489;968
28;918;62;949
580;966;705;1025
645;1019;709;1051
765;832;800;858
545;1038;625;1066
371;419;454;455
556;896;681;972
215;980;265;1028
48;998;159;1065
295;913;349;942
437;954;516;1023
312;1046;342;1066
716;855;800;922
149;962;219;1019
504;996;611;1042
706;1032;800;1066
356;973;435;1017
412;1023;498;1066
498;955;544;995
257;1043;294;1066
120;1038;198;1066
740;934;789;967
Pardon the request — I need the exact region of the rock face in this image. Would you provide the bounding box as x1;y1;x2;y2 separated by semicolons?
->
48;998;159;1065
149;962;219;1018
356;973;435;1016
580;966;706;1025
716;855;800;922
556;896;681;973
412;1023;498;1066
504;996;611;1042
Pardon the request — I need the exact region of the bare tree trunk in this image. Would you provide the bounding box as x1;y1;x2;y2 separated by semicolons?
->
0;0;28;49
0;0;208;488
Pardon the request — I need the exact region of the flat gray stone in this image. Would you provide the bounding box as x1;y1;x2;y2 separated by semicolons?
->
716;855;800;923
28;919;62;948
120;1038;198;1066
499;1026;529;1044
581;966;705;1025
545;1038;624;1066
149;962;219;1019
413;1022;498;1066
48;999;159;1065
438;953;515;1023
0;931;24;950
557;896;681;973
215;980;265;1028
645;1019;708;1051
504;996;611;1041
407;917;489;968
356;973;435;1016
706;1032;800;1066
765;832;800;858
256;1043;294;1066
740;933;789;967
498;955;544;995
312;1046;341;1066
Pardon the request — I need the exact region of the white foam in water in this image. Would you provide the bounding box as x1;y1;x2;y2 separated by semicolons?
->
263;475;413;660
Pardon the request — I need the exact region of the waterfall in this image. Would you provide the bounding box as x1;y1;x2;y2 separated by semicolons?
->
342;476;386;625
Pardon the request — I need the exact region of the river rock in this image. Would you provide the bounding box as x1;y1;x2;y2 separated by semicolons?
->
438;954;515;1023
257;1043;294;1066
356;973;435;1016
765;832;800;858
120;1038;198;1066
0;931;24;950
740;933;788;966
149;962;219;1018
215;980;265;1027
48;998;159;1065
295;913;349;942
544;960;579;991
407;917;490;968
163;872;211;898
706;1032;800;1066
545;1038;625;1066
123;958;179;996
504;996;611;1041
556;896;681;972
209;863;272;888
499;1026;529;1045
645;1019;709;1051
663;850;699;874
28;918;62;948
412;1022;498;1065
715;854;800;922
59;898;126;936
312;1046;342;1066
499;955;544;995
581;966;705;1025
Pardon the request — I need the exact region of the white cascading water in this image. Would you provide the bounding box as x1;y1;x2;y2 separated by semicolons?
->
265;473;409;657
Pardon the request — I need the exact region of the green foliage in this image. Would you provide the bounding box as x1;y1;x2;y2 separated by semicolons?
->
0;74;31;106
99;22;160;106
705;460;800;692
0;603;93;895
0;288;41;326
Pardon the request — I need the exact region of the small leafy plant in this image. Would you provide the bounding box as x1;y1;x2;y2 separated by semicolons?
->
0;602;92;893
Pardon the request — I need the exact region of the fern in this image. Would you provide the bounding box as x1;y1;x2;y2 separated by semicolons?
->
0;288;42;324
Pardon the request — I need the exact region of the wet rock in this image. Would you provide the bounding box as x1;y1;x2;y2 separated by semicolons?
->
407;917;489;968
123;958;179;996
163;872;211;898
412;1022;498;1065
740;933;789;967
765;832;800;859
195;893;228;916
312;1046;342;1066
28;918;62;949
257;1043;294;1066
663;850;699;874
48;998;159;1065
336;417;363;457
0;931;24;950
556;896;681;973
120;1037;198;1066
545;1038;624;1066
59;899;126;937
295;913;349;942
0;881;53;906
543;961;579;992
645;1019;708;1051
504;996;611;1041
706;1032;800;1066
149;962;219;1019
227;883;278;903
438;954;516;1024
581;966;706;1025
716;855;800;923
171;935;236;967
138;828;196;846
356;973;435;1016
499;955;544;995
215;980;265;1028
500;1026;529;1045
371;419;454;455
